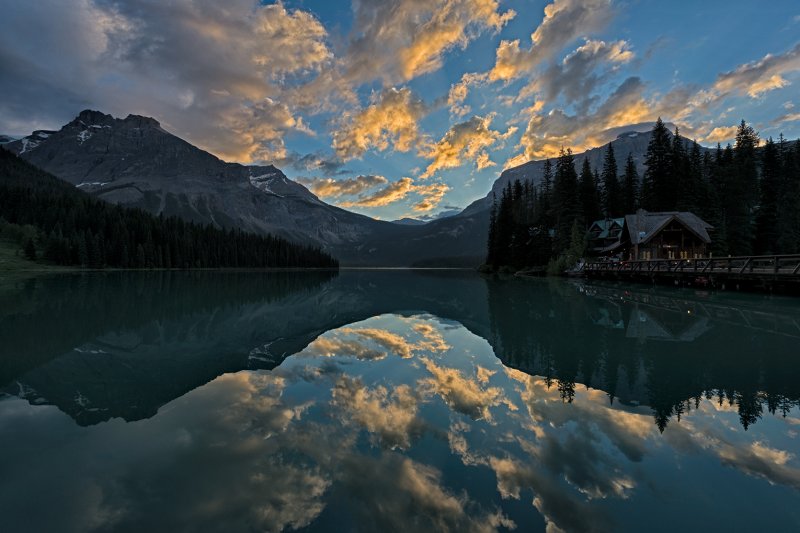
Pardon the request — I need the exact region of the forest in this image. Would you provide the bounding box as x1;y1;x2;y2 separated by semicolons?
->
485;119;800;272
0;149;338;269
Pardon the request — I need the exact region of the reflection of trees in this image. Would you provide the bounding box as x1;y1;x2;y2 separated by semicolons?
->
0;270;337;385
486;277;800;431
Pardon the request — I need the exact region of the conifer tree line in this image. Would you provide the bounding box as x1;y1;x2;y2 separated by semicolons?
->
0;149;338;269
486;118;800;270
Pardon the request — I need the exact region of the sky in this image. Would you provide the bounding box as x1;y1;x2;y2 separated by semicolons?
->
1;1;800;221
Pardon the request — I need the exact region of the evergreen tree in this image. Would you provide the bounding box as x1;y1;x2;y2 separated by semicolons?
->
727;120;759;255
23;237;36;261
681;140;706;214
553;148;580;252
601;144;622;217
579;158;601;224
486;193;499;266
670;127;687;210
778;137;800;253
539;158;554;229
642;118;672;211
755;137;781;254
621;153;639;215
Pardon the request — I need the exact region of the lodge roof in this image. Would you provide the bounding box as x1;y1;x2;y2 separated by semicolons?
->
624;210;713;245
588;218;624;240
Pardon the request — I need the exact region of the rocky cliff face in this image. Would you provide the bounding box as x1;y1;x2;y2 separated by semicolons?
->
7;110;395;256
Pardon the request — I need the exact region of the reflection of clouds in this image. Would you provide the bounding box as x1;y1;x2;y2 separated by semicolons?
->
681;401;800;490
447;422;613;533
304;335;387;360
4;312;800;532
419;357;507;420
340;327;417;358
331;376;421;449
412;322;451;353
338;453;515;533
303;315;452;361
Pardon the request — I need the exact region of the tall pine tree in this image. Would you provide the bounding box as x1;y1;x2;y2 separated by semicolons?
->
579;158;601;224
601;143;622;217
642;118;672;211
553;148;580;252
621;153;639;215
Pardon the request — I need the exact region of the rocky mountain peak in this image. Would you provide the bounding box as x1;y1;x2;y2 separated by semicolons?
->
72;109;114;127
123;114;161;129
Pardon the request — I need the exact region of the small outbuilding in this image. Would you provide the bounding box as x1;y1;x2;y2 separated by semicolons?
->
587;218;624;253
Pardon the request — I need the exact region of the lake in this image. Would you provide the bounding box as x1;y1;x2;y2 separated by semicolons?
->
1;270;800;532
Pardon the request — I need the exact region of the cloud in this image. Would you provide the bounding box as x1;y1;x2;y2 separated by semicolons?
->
517;76;653;159
341;177;451;212
447;72;490;117
296;175;388;199
332;87;427;160
419;115;516;178
280;152;347;176
525;39;634;106
773;112;800;126
0;0;333;163
345;0;515;85
703;125;738;143
489;0;613;82
711;43;800;99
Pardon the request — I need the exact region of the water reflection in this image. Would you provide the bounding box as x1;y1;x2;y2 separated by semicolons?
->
2;272;800;531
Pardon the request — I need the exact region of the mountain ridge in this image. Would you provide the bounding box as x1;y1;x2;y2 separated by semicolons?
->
7;110;683;266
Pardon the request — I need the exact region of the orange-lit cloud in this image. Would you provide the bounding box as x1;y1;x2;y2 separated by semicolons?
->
419;115;516;178
346;0;515;85
341;177;450;212
489;0;613;82
332;88;427;161
702;125;738;144
712;43;800;99
296;175;388;198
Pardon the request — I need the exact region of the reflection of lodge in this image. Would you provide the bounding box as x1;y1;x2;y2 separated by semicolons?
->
626;307;711;342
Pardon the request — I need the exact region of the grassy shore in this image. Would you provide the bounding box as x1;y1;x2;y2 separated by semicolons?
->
0;239;72;272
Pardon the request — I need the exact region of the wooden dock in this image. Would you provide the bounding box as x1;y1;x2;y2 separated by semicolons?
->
582;254;800;293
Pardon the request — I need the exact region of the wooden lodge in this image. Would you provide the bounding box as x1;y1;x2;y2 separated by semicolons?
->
593;210;713;260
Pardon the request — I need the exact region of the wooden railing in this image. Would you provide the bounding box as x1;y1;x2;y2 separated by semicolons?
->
583;254;800;277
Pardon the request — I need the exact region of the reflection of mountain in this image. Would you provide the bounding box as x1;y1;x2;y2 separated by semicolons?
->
0;270;488;425
3;271;800;431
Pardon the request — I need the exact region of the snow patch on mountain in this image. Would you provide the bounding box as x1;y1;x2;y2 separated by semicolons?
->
249;171;284;197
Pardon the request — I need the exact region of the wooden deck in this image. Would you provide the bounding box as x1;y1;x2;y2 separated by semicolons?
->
582;254;800;293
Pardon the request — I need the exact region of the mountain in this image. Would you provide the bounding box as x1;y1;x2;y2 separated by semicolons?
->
0;135;16;144
391;217;427;226
460;128;662;217
6;110;491;266
7;112;681;267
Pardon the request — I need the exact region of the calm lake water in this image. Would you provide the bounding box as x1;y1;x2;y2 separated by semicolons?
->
2;270;800;532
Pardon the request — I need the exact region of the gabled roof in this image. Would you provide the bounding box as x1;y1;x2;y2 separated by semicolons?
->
624;210;713;245
588;218;625;239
